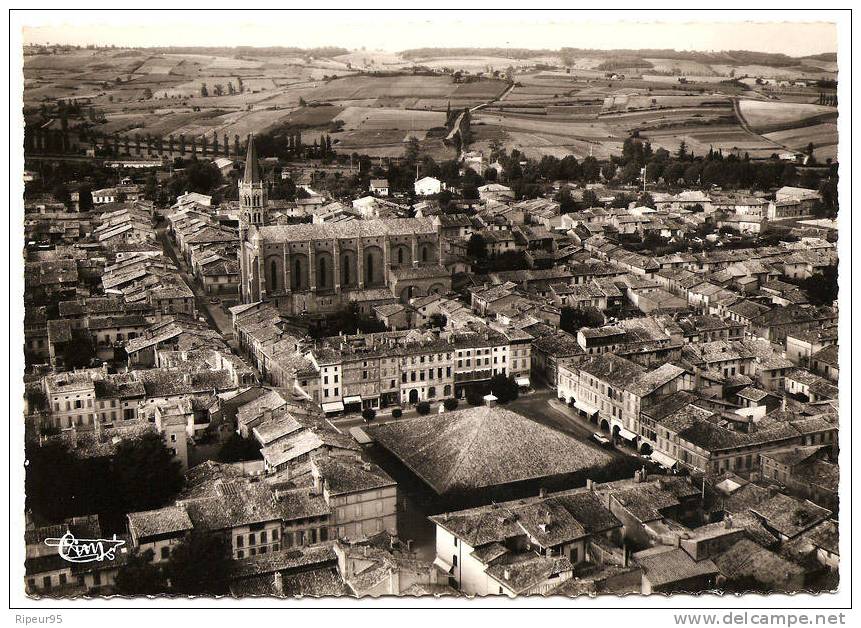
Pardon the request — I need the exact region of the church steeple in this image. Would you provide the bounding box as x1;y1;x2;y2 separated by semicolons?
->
243;133;261;184
239;133;267;227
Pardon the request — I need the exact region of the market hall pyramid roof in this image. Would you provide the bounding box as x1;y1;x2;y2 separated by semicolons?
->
368;406;613;494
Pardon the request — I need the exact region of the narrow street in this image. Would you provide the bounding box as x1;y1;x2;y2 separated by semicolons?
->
154;222;233;337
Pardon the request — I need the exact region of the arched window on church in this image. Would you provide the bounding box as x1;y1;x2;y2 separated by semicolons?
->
294;258;302;289
421;245;429;263
270;260;278;291
366;253;374;284
342;255;350;284
318;257;327;288
397;247;405;264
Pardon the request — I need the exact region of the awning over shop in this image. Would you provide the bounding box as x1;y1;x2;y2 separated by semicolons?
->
349;426;373;445
515;377;531;387
617;427;639;441
433;557;454;574
343;395;362;405
650;450;679;469
321;401;345;413
572;399;599;415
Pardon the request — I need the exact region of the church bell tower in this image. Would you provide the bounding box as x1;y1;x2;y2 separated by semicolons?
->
239;133;267;226
238;133;267;303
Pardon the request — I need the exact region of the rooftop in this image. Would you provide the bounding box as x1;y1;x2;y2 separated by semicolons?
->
369;406;613;494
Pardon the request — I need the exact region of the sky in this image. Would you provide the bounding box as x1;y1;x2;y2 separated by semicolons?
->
20;11;838;57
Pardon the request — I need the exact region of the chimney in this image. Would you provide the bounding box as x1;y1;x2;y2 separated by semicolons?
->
586;479;594;491
724;515;733;529
503;569;511;581
539;487;547;499
273;571;283;596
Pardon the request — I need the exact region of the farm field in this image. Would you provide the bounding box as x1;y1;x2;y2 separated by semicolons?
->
22;46;840;163
643;124;783;158
643;58;718;76
737;99;838;133
764;122;839;161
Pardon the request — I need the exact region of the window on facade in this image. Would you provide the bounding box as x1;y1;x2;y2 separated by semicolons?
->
318;257;327;288
270;260;278;291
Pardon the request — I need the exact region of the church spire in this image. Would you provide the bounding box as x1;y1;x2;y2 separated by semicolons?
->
243;133;260;184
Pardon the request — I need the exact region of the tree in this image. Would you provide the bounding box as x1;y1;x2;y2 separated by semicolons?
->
113;432;184;513
362;408;377;424
559;306;605;334
416;401;431;415
213;84;224;97
427;313;447;329
200;83;208;97
26;387;48;413
637;192;656;209
489;374;519;404
114;549;168;596
555;187;576;212
404;136;421;163
467;233;488;260
24;440;80;522
142;88;153;100
62;331;96;369
165;530;231;595
798;266;838;306
443;398;459;411
582;188;600;208
391;408;403;419
217;433;262;463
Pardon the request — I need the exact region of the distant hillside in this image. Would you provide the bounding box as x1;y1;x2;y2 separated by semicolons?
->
399;47;832;69
140;46;349;58
804;52;838;61
401;47;557;60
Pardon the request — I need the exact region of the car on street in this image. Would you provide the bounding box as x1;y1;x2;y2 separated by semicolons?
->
592;433;613;448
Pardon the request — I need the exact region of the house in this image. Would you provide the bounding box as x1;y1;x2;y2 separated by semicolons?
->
429;487;621;596
369;179;389;196
635;546;719;594
414;176;443;196
127;506;193;564
759;446;837;511
477;183;514;203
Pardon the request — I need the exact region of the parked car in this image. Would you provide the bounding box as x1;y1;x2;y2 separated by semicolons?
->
592;433;613;449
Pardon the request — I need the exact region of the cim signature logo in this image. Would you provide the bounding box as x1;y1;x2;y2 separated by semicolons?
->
44;532;126;563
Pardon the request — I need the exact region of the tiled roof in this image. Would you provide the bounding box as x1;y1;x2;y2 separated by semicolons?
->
371;407;613;494
635;546;718;588
128;505;193;540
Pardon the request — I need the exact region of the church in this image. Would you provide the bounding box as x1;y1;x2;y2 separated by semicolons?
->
237;135;451;316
